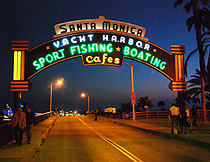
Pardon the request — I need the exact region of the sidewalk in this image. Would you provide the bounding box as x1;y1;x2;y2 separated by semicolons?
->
0;115;58;162
106;117;210;150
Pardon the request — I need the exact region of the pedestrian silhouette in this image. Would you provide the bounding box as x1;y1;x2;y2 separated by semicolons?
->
169;103;180;134
11;106;26;146
94;108;99;121
180;105;192;134
26;106;35;144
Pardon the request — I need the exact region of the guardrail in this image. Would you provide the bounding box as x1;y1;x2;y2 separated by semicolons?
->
195;110;210;123
0;111;53;148
128;110;210;121
102;110;210;121
130;111;170;119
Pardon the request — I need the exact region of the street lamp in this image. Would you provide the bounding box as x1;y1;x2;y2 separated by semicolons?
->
50;78;64;112
81;93;90;113
124;62;136;121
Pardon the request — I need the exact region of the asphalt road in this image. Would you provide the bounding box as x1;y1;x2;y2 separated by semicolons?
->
31;116;210;162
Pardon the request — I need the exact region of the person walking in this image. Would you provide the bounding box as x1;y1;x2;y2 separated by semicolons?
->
94;108;99;121
180;105;192;134
179;107;186;133
185;105;192;133
11;106;26;146
25;106;35;144
169;103;180;134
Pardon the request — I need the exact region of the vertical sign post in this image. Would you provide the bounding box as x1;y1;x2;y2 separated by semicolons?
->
125;62;136;121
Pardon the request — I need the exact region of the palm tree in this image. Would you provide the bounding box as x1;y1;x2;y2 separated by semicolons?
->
157;101;165;109
174;0;210;122
192;97;201;105
201;6;210;31
186;62;210;104
120;101;132;113
137;96;153;110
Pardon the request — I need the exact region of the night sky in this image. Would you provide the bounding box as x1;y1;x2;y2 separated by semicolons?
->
0;0;200;113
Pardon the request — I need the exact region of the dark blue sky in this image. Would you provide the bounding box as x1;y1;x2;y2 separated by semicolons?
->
0;0;200;113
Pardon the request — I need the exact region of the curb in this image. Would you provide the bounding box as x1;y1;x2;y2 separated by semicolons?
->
20;116;58;162
111;120;210;151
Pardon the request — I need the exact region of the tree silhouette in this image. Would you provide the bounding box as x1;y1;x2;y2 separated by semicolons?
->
174;0;210;122
120;101;132;113
186;64;210;104
137;96;153;110
157;101;165;109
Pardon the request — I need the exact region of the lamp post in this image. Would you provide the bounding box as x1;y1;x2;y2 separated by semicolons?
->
124;62;136;121
81;93;90;113
50;78;63;112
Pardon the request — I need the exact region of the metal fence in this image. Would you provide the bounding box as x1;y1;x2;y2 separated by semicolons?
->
195;110;210;122
130;111;170;119
128;110;210;121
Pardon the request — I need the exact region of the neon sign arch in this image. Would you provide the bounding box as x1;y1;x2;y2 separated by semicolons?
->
11;16;187;92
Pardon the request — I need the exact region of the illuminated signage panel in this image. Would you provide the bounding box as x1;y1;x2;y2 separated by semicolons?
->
26;31;175;80
12;17;186;92
54;16;146;38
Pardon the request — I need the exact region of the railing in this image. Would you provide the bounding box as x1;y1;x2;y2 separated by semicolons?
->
0;111;53;148
34;112;53;125
129;111;170;119
128;110;210;121
196;110;210;123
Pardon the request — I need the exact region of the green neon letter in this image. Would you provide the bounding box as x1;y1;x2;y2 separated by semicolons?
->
107;44;113;53
152;58;161;67
76;45;81;54
52;52;59;60
130;48;138;57
160;62;166;70
46;54;54;63
70;46;77;55
137;51;144;60
99;44;106;52
93;43;99;52
144;53;151;61
58;49;65;58
123;46;130;55
81;44;87;54
33;61;41;70
38;57;45;67
88;44;95;53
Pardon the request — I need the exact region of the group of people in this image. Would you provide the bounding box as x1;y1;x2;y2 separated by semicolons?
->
169;103;194;134
11;106;35;146
104;107;116;118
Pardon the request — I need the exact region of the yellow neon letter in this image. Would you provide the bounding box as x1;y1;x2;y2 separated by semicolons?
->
86;56;93;63
102;53;108;64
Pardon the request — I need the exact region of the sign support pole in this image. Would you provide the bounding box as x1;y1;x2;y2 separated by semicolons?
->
125;62;136;121
130;63;136;121
13;92;20;112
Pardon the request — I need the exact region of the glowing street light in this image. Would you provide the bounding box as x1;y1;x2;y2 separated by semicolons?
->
50;78;64;112
81;93;90;113
57;80;62;85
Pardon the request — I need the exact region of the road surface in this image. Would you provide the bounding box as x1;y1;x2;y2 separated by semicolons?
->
32;116;210;162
